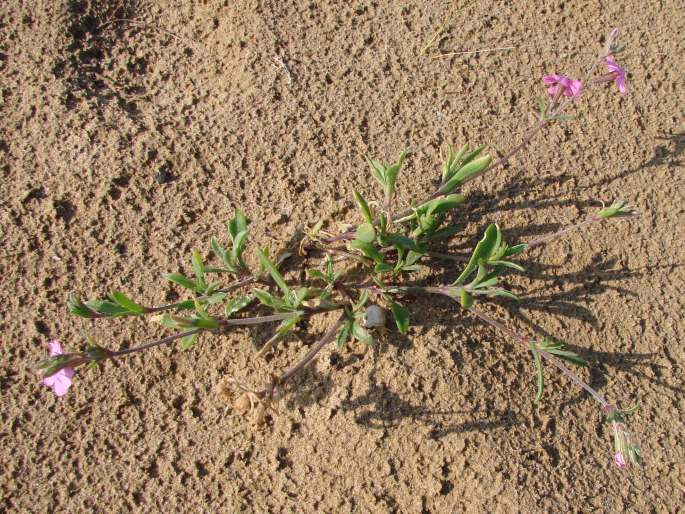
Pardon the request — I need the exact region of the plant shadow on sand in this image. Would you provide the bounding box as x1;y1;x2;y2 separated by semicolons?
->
341;374;520;438
586;130;684;190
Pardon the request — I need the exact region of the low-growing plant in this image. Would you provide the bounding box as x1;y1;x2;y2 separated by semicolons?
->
37;29;640;469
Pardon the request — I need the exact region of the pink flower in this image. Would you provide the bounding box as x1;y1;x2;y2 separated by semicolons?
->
613;452;627;470
542;74;583;99
603;56;627;94
42;341;74;397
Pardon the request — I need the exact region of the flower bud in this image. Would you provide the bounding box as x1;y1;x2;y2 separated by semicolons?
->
35;353;87;378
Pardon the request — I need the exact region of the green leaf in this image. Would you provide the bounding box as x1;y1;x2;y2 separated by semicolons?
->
424;194;466;216
68;295;98;318
253;289;276;307
158;313;180;328
228;210;248;241
355;223;376;244
166;272;201;292
548;114;575;122
365;156;386;186
190;317;219;329
204;292;227;305
459;144;486;168
384;233;423;252
426;226;460;242
504;243;528;257
390;302;410;334
273;313;302;339
481;288;519;300
193;296;210;320
353;191;374;224
257;249;290;296
292;287;311;307
538;337;587;367
191;250;205;281
453;224;500;285
224;295;253;317
337;318;353;349
471;276;498;289
84;300;131;317
598;199;636;219
440;154;492;193
231;230;248;266
180;333;199;350
383;150;406;198
210;236;230;266
489;260;525;272
110;291;145;314
374;262;394;273
350;239;383;263
352;322;375;346
441;143;469;183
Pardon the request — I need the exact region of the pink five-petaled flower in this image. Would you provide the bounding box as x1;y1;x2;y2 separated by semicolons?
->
603;56;627;94
542;74;583;99
613;452;627;470
42;341;74;397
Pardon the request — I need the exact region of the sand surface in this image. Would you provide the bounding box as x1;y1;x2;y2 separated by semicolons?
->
2;1;684;512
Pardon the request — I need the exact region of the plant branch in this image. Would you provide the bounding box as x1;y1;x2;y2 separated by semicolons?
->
467;307;608;407
110;329;201;357
525;213;636;249
259;314;346;398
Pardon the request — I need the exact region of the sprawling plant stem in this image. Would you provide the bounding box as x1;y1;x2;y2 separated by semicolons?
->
107;309;343;361
144;275;260;313
467;307;609;407
111;329;201;357
257;314;347;399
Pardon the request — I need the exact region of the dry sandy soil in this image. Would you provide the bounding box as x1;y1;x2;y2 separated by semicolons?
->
1;0;684;512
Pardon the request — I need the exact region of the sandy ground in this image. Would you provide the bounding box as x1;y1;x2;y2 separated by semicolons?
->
2;0;684;512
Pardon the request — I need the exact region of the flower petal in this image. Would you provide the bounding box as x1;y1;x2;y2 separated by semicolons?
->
48;340;63;356
569;79;583;97
51;374;72;396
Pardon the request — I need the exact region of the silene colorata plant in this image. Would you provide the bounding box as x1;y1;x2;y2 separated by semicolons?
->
36;28;641;470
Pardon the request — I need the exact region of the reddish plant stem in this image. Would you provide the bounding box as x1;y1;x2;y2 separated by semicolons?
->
359;281;609;407
526;215;603;249
111;329;201;357
109;309;344;359
467;307;609;407
258;314;347;398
